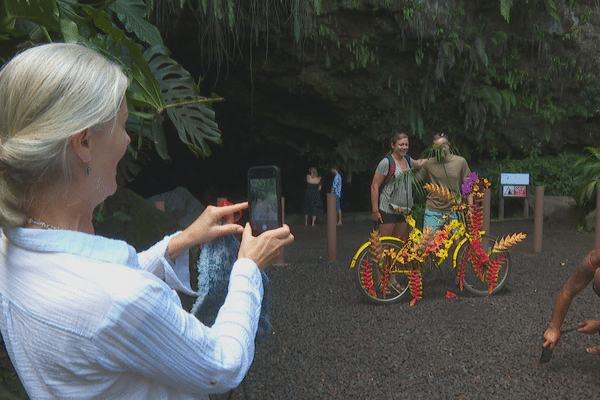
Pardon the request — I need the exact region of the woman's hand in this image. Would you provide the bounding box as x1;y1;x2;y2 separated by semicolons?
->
578;320;600;335
372;211;383;223
167;202;248;260
238;223;294;271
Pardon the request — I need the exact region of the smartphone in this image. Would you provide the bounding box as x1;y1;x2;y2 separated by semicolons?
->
248;166;282;234
560;326;579;334
540;347;553;364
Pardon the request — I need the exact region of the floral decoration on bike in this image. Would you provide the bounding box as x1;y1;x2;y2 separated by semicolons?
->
357;172;526;306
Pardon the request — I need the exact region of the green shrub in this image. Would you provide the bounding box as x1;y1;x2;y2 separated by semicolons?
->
473;152;582;217
574;147;600;208
475;152;580;198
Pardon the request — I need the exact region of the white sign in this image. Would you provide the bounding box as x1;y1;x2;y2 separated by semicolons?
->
501;173;530;185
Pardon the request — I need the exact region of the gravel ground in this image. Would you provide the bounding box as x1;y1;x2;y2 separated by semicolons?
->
222;218;600;400
3;217;598;399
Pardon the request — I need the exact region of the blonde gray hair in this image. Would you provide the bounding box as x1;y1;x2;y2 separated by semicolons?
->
0;43;130;227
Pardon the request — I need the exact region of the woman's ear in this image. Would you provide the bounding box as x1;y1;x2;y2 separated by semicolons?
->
70;129;92;163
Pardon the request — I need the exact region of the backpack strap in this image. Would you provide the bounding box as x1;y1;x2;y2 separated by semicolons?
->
381;154;412;193
381;154;396;190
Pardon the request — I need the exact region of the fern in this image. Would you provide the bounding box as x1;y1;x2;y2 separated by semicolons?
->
575;147;600;205
500;89;516;114
545;0;559;20
500;0;513;23
475;36;488;67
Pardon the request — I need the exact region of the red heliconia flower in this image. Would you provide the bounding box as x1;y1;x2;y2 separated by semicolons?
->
468;204;483;235
467;238;488;279
408;269;423;306
446;291;457;299
486;253;507;293
492;233;527;253
424;183;456;204
380;261;390;298
457;254;467;290
360;257;377;297
368;230;383;265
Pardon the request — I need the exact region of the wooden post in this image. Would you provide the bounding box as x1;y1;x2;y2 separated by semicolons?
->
327;193;337;262
523;187;530;219
595;187;600;249
482;188;491;235
533;186;544;253
498;185;504;220
274;197;286;265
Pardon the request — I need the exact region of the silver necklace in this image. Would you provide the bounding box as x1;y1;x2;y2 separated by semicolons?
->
28;218;60;230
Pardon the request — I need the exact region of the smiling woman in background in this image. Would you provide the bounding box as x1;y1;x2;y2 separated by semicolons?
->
0;43;293;399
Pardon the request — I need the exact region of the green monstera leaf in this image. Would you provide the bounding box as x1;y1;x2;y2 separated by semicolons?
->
1;0;60;32
1;0;223;177
145;45;222;158
108;0;163;47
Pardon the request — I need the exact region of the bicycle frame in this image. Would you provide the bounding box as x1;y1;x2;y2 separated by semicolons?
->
349;236;402;270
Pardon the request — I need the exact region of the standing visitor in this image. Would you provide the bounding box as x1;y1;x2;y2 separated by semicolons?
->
303;167;325;226
370;132;422;239
331;165;342;226
417;133;472;232
0;42;294;399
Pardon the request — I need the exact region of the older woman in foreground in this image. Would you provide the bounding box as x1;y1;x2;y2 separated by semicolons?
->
0;43;293;399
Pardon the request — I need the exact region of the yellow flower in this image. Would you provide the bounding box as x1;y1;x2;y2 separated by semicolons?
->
436;249;448;260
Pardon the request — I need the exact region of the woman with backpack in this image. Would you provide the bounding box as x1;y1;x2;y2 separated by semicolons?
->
370;132;423;239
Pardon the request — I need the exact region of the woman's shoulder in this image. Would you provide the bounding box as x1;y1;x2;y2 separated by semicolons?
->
377;156;392;166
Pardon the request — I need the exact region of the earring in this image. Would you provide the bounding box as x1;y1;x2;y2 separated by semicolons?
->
86;166;91;175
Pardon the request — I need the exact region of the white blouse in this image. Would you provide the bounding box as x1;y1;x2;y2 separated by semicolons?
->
0;227;262;399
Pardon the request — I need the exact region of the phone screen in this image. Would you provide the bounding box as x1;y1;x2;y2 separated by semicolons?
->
248;166;282;234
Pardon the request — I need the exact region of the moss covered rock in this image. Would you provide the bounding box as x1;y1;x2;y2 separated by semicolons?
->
94;187;182;251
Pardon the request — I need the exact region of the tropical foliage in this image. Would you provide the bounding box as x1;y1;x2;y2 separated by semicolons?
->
575;146;600;207
0;0;223;182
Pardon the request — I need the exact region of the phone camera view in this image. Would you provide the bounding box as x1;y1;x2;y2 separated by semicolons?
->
249;166;281;233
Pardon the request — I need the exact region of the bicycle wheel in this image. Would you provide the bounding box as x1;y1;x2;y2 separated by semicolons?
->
456;235;510;296
350;237;412;304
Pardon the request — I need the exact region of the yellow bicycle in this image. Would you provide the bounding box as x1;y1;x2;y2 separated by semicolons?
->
350;173;525;305
349;223;511;305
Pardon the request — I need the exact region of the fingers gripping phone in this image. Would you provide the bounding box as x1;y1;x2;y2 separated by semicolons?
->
248;166;282;234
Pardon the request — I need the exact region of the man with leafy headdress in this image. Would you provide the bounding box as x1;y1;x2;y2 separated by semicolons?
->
417;133;472;233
